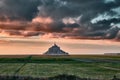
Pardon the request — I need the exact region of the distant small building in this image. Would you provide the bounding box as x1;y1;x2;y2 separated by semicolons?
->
43;43;69;55
104;53;120;55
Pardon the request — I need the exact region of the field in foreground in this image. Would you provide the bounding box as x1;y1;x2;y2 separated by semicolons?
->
0;55;120;80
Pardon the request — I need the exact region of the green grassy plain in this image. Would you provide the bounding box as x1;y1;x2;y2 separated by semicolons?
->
0;55;120;80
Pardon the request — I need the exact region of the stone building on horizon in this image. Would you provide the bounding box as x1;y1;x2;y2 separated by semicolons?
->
43;43;69;55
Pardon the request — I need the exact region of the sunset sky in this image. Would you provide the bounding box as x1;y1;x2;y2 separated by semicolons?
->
0;0;120;55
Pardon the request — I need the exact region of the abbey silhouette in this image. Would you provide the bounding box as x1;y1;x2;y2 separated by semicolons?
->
44;43;69;55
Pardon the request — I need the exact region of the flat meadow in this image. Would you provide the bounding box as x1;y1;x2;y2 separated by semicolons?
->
0;55;120;80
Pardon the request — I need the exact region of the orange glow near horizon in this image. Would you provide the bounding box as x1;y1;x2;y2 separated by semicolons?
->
0;37;120;55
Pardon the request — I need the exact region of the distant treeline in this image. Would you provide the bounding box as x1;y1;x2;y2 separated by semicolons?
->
0;74;120;80
0;57;77;63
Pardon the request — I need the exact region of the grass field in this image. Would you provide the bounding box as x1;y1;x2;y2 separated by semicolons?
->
0;55;120;80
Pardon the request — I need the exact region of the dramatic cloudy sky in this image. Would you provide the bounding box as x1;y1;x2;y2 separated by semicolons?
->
0;0;120;39
0;0;120;55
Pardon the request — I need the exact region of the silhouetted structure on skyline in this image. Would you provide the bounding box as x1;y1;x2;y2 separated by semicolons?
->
43;43;69;55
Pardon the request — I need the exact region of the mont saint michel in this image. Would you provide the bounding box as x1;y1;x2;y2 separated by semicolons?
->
44;43;69;55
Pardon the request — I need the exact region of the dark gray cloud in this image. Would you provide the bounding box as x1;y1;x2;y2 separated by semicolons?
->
0;0;41;21
0;0;120;40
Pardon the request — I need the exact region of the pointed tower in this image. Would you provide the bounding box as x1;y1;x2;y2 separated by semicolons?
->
43;44;69;55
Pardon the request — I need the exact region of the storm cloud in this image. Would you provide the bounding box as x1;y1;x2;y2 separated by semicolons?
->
0;0;120;40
